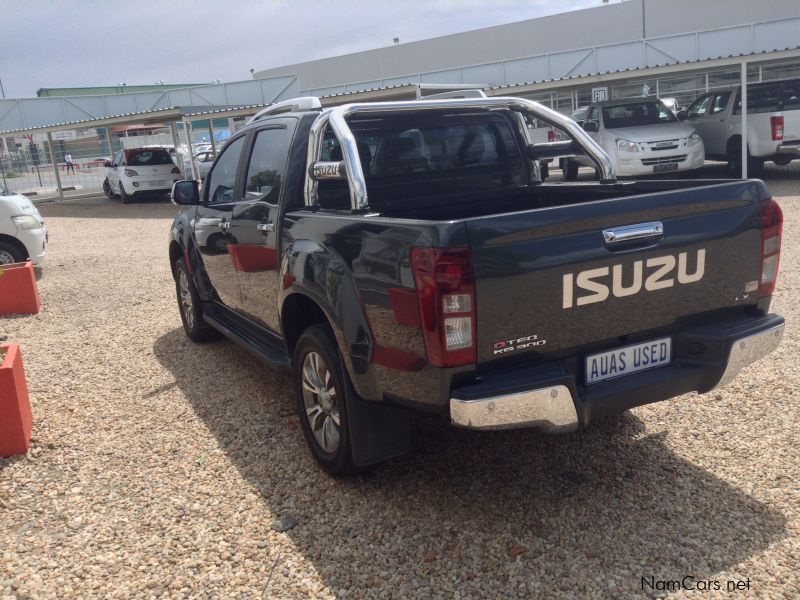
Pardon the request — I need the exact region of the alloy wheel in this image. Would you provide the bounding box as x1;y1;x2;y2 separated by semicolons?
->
0;250;16;265
178;269;195;330
301;351;341;454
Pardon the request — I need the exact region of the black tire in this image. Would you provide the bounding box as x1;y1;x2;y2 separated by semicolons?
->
119;181;131;204
103;178;117;199
563;159;579;181
174;258;217;342
0;241;26;265
293;325;358;475
727;140;765;178
540;161;549;181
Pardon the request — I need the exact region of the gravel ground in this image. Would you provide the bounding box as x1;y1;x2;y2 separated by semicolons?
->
1;174;798;598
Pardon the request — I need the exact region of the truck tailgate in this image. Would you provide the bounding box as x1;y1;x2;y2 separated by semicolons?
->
465;182;766;365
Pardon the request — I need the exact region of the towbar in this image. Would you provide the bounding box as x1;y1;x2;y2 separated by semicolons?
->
304;96;616;211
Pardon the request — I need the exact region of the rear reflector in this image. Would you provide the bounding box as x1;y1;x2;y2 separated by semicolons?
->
410;247;476;367
770;115;784;141
759;198;782;298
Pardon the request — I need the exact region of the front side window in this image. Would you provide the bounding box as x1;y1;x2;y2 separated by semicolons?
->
602;101;678;128
710;92;731;114
206;136;245;204
687;96;712;119
244;128;291;203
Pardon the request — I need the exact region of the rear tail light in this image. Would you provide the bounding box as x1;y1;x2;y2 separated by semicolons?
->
759;198;782;298
547;130;556;143
171;166;181;174
770;115;784;141
410;247;476;367
124;169;138;177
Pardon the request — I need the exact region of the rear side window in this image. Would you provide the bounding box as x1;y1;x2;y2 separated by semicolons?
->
125;149;173;166
243;128;291;204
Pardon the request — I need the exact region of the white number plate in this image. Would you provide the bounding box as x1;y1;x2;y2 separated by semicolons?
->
146;180;167;186
585;337;671;385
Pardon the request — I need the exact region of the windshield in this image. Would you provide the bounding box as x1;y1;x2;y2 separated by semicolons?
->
601;101;677;128
125;149;173;166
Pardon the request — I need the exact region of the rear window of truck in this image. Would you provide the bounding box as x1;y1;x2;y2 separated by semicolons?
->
734;78;800;113
316;113;526;209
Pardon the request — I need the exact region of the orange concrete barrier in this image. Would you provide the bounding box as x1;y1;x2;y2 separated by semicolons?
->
0;261;41;315
0;343;33;457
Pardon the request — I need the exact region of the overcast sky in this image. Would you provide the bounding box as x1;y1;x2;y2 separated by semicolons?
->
1;0;599;98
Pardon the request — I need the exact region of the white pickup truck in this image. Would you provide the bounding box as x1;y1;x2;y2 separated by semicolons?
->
685;78;800;174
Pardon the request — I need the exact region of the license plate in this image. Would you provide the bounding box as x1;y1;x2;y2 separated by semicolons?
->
585;337;671;385
653;163;678;173
146;180;167;187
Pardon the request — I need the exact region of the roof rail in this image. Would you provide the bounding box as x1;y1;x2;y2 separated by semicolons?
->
246;96;322;124
421;89;487;100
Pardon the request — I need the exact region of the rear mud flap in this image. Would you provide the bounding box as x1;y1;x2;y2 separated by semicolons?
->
345;394;414;468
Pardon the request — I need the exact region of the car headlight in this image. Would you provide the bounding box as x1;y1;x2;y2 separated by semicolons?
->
687;132;702;147
616;138;639;153
11;215;42;230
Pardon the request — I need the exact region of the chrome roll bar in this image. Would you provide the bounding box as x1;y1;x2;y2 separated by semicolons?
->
304;96;616;211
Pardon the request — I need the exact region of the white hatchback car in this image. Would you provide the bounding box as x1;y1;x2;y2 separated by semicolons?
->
0;186;47;266
103;147;182;203
562;98;704;179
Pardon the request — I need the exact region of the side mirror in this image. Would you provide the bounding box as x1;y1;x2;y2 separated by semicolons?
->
676;110;687;121
171;180;201;206
103;160;112;167
583;122;598;133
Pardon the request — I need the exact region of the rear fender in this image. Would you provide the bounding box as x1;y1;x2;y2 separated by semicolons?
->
279;239;380;400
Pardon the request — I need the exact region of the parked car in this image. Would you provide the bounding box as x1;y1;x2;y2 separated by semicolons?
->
183;151;216;180
685;78;800;174
0;186;47;266
169;95;783;474
561;98;704;180
103;148;182;203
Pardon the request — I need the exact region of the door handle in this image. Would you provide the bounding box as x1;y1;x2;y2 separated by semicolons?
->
257;223;274;233
603;221;663;245
218;221;230;229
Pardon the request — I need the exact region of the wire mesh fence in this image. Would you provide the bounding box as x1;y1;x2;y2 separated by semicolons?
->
0;119;232;199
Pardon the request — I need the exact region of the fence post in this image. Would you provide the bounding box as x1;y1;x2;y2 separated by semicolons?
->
46;132;64;201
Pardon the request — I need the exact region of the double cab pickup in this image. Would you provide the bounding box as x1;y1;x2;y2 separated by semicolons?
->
169;94;784;474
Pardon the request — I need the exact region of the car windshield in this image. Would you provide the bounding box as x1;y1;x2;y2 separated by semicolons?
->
126;149;173;166
601;101;677;128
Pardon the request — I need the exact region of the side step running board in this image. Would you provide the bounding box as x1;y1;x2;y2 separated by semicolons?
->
203;306;291;371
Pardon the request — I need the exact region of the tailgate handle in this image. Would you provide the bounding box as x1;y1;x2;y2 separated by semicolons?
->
603;221;663;245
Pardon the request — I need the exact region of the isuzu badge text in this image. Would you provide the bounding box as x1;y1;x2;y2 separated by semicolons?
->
562;249;706;309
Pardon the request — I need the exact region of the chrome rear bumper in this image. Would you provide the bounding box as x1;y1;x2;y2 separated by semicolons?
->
714;320;784;389
450;317;784;432
450;385;579;433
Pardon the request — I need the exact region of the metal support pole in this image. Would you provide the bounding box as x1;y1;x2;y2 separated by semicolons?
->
741;61;748;180
183;118;200;180
104;127;115;160
46;132;64;201
170;122;182;175
208;120;217;154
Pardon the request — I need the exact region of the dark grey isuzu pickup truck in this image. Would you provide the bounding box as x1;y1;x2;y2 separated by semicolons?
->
168;94;784;474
